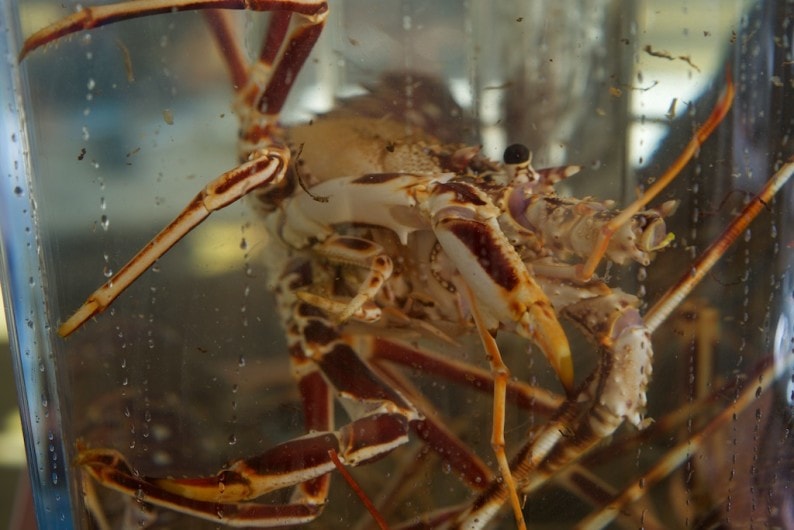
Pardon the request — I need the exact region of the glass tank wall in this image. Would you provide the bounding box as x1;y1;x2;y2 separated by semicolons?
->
2;0;793;528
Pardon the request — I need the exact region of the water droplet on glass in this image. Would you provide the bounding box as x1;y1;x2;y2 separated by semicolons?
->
100;215;109;231
103;265;113;278
81;126;90;141
238;356;246;368
228;434;237;446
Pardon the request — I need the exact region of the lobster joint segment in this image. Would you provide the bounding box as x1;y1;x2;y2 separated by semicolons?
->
427;181;574;393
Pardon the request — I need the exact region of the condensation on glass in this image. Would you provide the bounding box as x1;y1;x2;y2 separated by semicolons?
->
2;0;793;528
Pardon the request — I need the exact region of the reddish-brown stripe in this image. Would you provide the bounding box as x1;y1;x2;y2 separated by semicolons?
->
446;219;519;291
244;433;340;475
297;371;331;432
435;181;486;206
259;11;292;65
302;319;338;346
342;414;409;462
258;21;325;114
319;344;409;408
214;155;283;196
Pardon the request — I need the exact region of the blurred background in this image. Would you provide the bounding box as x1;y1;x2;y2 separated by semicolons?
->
0;309;33;528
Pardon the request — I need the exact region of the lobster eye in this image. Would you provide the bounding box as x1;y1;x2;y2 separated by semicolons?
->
503;143;530;165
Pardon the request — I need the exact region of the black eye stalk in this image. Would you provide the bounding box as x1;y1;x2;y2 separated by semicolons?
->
503;143;530;165
503;143;535;184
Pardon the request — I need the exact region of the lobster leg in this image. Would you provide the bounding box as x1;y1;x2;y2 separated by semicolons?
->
368;360;494;491
57;145;291;336
295;234;394;323
77;299;421;527
43;1;329;337
287;356;334;508
645;158;794;331
577;352;793;530
457;158;794;529
367;337;564;416
19;0;328;60
427;180;574;392
466;286;527;530
453;286;653;529
202;10;250;89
